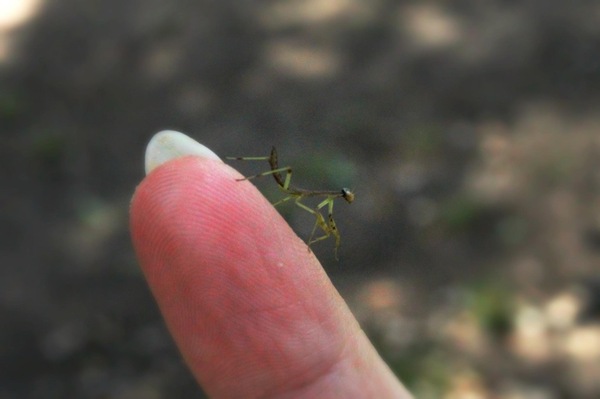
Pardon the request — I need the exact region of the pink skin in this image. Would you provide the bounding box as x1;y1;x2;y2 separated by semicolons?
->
130;156;413;399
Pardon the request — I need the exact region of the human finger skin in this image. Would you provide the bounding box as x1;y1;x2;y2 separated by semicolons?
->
130;155;413;398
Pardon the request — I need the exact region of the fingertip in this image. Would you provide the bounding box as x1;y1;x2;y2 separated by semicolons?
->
129;155;409;398
130;156;345;391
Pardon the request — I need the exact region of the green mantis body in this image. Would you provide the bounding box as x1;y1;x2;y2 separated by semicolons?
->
227;147;354;260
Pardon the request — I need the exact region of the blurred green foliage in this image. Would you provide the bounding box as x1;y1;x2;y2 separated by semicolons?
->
30;132;68;168
439;195;487;232
0;92;23;120
295;151;358;189
466;280;514;339
385;343;451;398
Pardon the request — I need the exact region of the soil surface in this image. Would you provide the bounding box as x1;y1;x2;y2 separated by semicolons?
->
2;1;600;398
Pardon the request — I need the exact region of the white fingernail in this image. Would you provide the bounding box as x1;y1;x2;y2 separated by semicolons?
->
145;130;221;175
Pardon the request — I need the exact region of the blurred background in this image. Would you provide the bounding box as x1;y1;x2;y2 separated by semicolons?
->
2;0;600;398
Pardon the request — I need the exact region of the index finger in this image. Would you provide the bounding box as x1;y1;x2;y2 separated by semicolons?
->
130;132;412;398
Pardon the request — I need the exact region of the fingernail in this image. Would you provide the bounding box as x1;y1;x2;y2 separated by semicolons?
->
145;130;221;175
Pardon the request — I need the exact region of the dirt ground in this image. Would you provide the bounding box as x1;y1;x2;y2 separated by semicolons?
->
2;1;600;398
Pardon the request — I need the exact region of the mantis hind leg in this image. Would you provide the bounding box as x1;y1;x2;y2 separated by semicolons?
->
228;157;296;207
233;166;291;183
272;194;294;207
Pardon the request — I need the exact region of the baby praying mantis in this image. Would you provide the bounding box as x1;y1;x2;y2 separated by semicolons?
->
227;147;354;260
